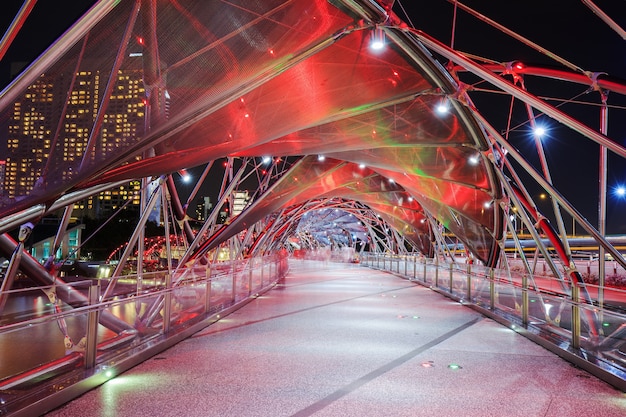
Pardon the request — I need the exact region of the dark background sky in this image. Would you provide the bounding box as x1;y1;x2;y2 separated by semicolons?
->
2;1;623;88
1;0;625;232
396;0;626;233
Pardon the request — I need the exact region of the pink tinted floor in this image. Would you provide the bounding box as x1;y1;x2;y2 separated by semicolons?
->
46;260;626;417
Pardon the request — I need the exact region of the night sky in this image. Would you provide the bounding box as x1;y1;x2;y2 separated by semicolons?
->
1;0;625;231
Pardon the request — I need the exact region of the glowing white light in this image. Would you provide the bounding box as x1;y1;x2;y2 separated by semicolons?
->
359;163;366;169
436;99;449;115
179;169;191;183
468;155;480;165
318;155;325;161
616;186;626;197
262;156;271;164
534;126;546;137
370;28;385;50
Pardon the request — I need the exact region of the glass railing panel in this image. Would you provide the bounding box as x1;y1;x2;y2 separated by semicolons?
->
208;270;234;313
237;260;254;302
469;272;491;308
449;264;468;300
0;303;89;388
170;281;207;328
490;279;523;320
589;307;626;370
249;258;264;295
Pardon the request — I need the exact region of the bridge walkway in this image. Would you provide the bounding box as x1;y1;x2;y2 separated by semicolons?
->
45;261;626;417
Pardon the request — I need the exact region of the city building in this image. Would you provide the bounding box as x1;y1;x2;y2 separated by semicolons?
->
3;60;145;219
26;218;85;263
195;196;213;221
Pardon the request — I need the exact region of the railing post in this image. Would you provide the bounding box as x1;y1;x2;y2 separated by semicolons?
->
449;261;454;293
434;256;439;288
466;263;472;301
489;268;495;310
413;255;417;280
163;272;172;333
522;273;529;325
205;266;212;313
404;256;407;276
260;258;264;287
248;263;253;296
572;283;581;349
84;284;100;370
422;258;426;283
232;264;237;302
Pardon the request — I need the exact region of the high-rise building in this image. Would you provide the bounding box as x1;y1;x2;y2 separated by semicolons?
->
0;160;5;196
4;61;145;219
195;196;213;222
232;191;250;216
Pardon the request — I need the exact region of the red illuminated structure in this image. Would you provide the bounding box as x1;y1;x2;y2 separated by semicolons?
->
1;0;626;408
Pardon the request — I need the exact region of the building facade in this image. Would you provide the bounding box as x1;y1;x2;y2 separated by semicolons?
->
3;62;145;219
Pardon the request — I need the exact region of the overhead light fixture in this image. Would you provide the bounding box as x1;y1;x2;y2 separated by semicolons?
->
370;27;385;51
435;98;449;115
533;125;546;138
178;169;191;183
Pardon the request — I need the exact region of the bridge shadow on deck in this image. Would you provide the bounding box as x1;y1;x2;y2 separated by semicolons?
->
46;261;626;417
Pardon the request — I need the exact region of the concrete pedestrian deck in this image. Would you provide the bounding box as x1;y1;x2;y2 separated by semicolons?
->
46;261;626;417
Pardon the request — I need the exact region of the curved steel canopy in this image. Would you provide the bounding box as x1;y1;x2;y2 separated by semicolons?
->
2;0;625;272
0;0;504;264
